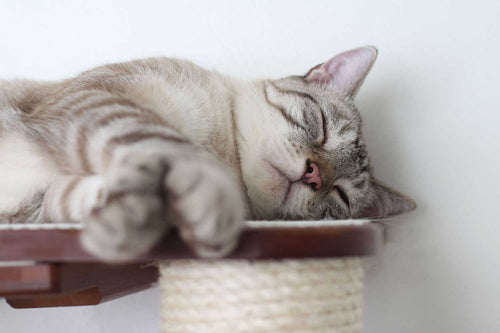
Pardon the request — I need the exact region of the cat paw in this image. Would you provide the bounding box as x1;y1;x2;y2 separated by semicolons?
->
80;154;168;262
165;158;245;258
80;191;166;262
79;152;244;261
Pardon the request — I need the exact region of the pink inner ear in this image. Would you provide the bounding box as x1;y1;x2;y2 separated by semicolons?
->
306;63;331;84
306;46;378;97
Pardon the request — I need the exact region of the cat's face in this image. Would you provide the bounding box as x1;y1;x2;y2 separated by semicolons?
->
241;46;415;220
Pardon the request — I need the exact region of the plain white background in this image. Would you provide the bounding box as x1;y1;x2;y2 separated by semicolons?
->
1;1;499;332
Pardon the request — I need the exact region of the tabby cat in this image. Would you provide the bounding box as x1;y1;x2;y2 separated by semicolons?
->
0;46;415;261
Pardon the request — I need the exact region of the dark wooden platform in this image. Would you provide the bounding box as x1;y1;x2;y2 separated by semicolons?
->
0;221;382;308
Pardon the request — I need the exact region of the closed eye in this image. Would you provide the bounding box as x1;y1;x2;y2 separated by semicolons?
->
334;186;350;208
320;108;328;145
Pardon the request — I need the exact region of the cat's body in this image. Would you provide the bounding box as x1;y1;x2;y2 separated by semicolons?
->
0;47;415;261
0;59;244;218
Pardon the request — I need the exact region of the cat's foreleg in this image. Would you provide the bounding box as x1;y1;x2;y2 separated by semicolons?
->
34;91;244;261
79;138;245;262
42;175;104;223
41;170;168;261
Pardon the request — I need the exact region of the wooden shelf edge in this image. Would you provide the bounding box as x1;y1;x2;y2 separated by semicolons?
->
0;222;383;262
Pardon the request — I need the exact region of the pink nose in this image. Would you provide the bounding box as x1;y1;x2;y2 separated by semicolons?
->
302;162;322;190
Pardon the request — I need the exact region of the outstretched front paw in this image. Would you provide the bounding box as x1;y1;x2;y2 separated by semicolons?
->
165;158;245;258
80;152;245;262
80;154;168;262
81;191;166;262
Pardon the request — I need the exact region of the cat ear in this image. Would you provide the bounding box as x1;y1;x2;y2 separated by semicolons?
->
305;46;378;98
355;179;416;219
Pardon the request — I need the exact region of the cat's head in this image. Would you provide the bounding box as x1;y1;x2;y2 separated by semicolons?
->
239;46;416;220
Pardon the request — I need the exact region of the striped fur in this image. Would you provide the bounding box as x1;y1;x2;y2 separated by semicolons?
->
0;47;415;261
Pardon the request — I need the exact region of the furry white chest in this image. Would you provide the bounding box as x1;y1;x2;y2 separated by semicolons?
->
0;132;58;213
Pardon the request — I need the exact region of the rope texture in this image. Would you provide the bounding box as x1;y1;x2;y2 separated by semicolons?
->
159;258;363;333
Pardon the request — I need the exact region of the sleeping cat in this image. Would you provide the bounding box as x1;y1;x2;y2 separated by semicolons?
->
0;46;415;261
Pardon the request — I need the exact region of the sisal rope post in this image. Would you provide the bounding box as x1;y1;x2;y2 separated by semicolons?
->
159;258;364;333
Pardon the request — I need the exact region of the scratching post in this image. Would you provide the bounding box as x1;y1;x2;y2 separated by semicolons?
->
157;220;375;333
159;258;363;333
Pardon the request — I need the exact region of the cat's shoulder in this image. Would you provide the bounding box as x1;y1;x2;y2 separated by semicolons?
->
78;57;203;80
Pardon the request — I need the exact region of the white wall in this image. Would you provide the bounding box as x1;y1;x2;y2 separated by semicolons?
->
1;1;499;332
